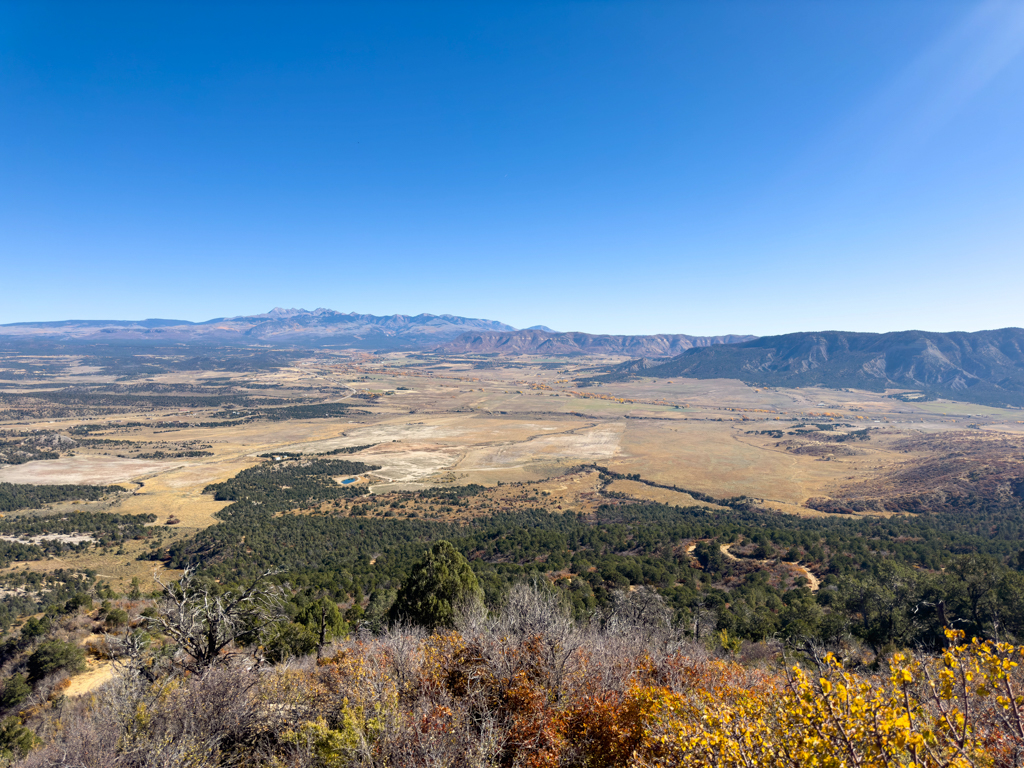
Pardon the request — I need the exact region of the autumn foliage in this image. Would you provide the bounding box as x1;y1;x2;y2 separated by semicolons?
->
17;589;1024;767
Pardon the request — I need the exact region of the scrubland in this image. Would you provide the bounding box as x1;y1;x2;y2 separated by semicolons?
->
1;345;1024;764
12;585;1024;768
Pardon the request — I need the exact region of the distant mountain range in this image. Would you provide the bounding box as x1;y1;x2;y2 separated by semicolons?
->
439;330;756;357
0;308;517;349
6;310;1021;407
0;309;754;355
600;329;1024;408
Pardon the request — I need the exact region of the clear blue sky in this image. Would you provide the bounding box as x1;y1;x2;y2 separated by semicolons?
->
3;1;1023;336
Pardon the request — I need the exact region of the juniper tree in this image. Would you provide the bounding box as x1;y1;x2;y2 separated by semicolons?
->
390;540;483;631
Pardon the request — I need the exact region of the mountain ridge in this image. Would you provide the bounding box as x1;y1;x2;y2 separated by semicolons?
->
0;308;518;349
602;328;1024;407
439;329;756;357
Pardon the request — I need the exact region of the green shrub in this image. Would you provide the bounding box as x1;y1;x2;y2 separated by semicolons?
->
63;593;94;613
19;617;50;641
104;608;130;628
264;622;317;663
0;674;31;709
0;716;38;760
27;640;86;681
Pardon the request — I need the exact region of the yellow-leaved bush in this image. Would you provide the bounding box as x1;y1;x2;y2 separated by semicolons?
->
629;630;1024;768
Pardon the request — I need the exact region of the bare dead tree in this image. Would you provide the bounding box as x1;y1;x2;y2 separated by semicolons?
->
688;595;718;642
604;586;673;645
487;582;588;702
149;565;285;671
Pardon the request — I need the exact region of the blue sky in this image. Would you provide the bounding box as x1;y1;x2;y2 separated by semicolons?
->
2;1;1023;336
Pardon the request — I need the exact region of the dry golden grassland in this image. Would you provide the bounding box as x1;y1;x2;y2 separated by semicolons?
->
2;348;1022;590
604;478;731;511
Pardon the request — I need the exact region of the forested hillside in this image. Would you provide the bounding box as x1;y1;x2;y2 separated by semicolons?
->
2;461;1024;764
141;463;1024;654
605;328;1024;407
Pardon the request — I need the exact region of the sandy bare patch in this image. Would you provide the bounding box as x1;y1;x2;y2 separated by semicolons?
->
0;456;188;485
0;534;93;545
65;658;116;697
462;426;621;467
367;450;462;485
275;421;464;453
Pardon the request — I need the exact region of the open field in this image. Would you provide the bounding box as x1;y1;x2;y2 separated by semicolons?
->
912;401;1024;418
2;345;1024;593
604;478;730;510
4;348;1020;516
0;456;187;485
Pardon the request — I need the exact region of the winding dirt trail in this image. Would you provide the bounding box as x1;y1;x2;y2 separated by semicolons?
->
719;543;821;591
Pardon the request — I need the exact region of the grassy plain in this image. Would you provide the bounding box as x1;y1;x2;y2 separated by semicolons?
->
2;347;1024;591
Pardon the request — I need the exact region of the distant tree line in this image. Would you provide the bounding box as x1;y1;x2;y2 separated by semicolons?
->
0;482;125;512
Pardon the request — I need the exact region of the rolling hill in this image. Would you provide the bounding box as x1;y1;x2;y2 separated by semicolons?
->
606;329;1024;407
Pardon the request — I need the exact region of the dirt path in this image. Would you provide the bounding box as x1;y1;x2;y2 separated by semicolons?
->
720;543;820;591
796;564;821;591
65;658;116;697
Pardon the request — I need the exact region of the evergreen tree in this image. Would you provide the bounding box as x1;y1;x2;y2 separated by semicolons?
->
390;540;483;630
